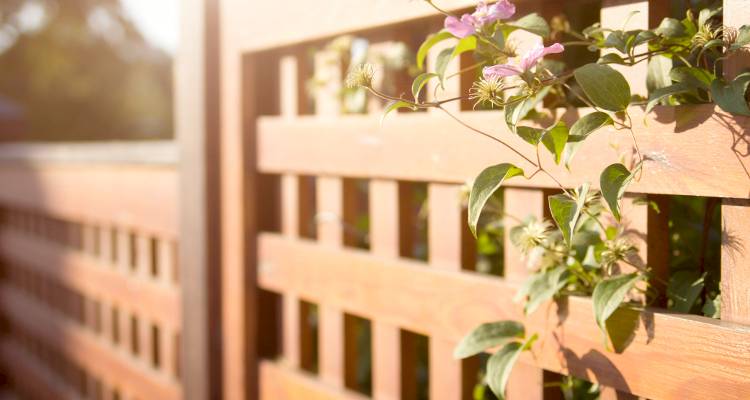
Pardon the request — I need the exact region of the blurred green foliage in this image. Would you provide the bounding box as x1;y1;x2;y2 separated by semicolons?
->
0;0;172;141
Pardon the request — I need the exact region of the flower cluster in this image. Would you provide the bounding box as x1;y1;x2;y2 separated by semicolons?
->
444;0;515;38
483;42;564;79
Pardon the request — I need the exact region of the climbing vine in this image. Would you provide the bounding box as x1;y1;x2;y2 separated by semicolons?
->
346;0;749;398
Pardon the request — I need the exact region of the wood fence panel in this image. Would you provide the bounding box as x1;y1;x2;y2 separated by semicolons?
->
217;0;750;399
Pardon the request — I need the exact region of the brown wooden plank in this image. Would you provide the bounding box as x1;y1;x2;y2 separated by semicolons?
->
316;176;346;388
0;228;181;329
281;174;302;367
0;165;177;238
221;0;474;53
178;0;222;397
369;179;402;400
502;187;545;400
601;1;649;95
0;285;181;400
257;106;750;198
259;360;368;400
257;233;750;400
427;183;468;400
721;199;750;325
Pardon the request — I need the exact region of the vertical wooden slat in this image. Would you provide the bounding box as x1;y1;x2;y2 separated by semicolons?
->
502;187;545;400
724;0;750;80
600;0;649;95
720;0;750;326
280;54;303;370
370;179;402;400
721;199;750;325
136;235;152;279
179;0;221;397
428;183;469;400
316;176;346;388
281;174;302;368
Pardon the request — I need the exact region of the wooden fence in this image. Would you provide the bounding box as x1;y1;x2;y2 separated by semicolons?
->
0;142;181;400
215;0;750;399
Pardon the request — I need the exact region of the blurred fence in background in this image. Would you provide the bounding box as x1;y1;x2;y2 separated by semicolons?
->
0;142;181;399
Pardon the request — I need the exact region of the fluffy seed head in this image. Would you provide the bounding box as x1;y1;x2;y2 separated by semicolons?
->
345;64;375;89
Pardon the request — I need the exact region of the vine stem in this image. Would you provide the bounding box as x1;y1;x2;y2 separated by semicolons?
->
436;104;539;168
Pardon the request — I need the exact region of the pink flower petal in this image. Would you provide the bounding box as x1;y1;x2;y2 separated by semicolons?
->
519;43;565;71
489;0;516;20
444;14;476;38
483;64;523;79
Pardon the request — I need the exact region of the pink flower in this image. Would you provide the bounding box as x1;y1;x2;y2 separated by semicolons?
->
444;14;478;38
483;43;565;78
474;0;516;24
444;1;516;38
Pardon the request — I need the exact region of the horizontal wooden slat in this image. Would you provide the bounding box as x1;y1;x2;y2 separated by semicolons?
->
0;338;75;400
0;163;178;237
0;228;181;329
0;141;177;165
259;360;368;400
0;284;181;400
221;0;473;52
258;105;750;198
257;233;750;400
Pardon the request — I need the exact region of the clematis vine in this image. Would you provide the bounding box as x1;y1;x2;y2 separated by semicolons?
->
444;0;516;38
483;42;564;79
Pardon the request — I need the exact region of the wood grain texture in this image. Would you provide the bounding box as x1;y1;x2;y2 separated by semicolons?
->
259;360;368;400
258;233;750;400
427;183;467;400
0;285;181;400
721;199;750;325
369;179;403;400
0;228;181;329
257;106;750;198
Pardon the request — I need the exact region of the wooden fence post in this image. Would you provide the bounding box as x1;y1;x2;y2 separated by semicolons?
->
177;0;221;398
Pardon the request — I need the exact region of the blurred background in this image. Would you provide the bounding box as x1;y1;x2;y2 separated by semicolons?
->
0;0;178;141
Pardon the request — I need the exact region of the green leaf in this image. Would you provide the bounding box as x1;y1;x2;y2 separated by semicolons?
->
698;7;722;27
486;335;538;400
570;111;613;138
453;321;525;359
505;86;551;132
597;53;626;65
452;35;477;59
600;163;640;221
380;100;416;125
670;66;714;91
548;183;589;246
646;55;672;93
435;47;455;84
655;18;685;38
645;83;691;114
523;266;569;314
516;126;544;145
710;73;750;116
702;294;721;318
667;270;705;313
468;164;525;237
604;31;627;53
412;72;438;100
730;25;750;51
592;273;642;334
507;13;550;37
632;30;657;47
417;31;453;70
563;112;613;168
574;63;631;112
541;121;568;165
